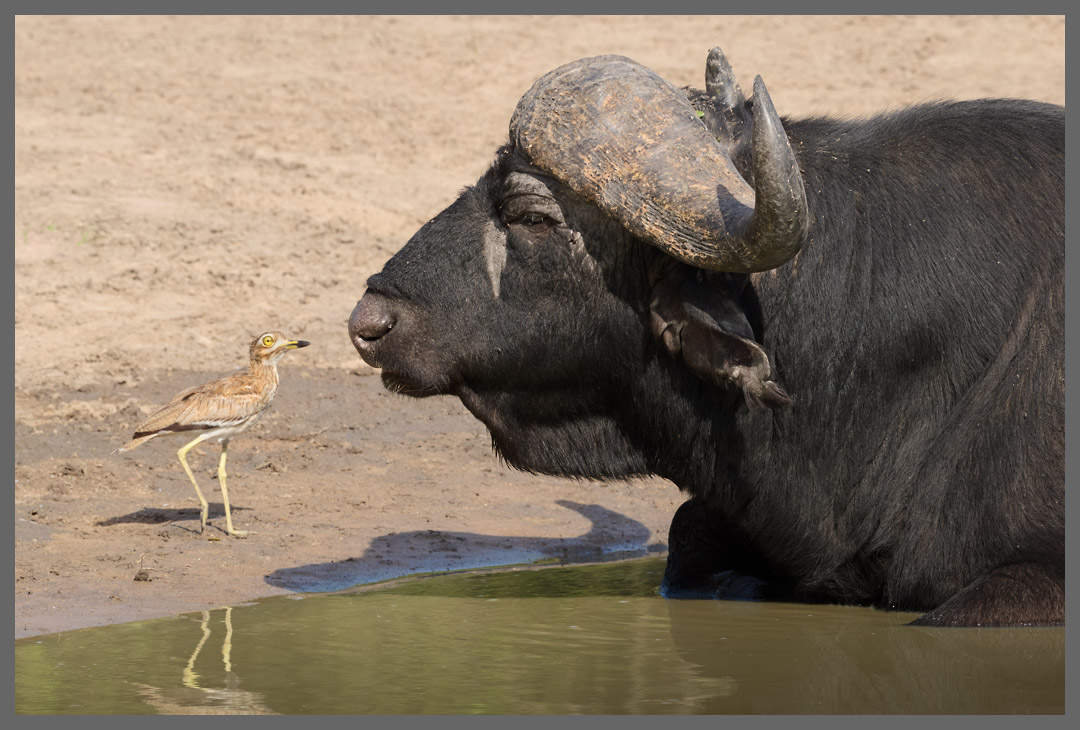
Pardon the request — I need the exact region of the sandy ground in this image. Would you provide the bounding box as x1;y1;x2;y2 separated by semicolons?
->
13;15;1065;639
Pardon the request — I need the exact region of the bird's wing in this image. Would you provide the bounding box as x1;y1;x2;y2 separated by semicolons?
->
132;373;272;436
172;389;269;429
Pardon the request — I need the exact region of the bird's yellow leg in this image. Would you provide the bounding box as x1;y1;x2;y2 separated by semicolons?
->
218;440;252;537
178;434;212;534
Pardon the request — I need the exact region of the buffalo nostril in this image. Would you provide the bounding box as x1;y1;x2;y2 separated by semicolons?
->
350;295;397;342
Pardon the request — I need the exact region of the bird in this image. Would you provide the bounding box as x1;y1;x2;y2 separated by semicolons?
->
114;331;310;537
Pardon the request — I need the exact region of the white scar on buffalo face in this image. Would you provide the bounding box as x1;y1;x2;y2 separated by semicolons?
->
483;220;507;298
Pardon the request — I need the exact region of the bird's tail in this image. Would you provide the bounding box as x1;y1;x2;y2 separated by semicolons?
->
113;432;159;455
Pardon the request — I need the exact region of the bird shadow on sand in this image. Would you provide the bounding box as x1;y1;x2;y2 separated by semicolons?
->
97;504;251;535
265;499;667;593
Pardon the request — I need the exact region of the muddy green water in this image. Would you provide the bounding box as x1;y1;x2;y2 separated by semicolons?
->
15;558;1064;714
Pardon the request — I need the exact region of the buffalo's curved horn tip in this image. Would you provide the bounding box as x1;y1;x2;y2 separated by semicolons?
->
743;75;810;268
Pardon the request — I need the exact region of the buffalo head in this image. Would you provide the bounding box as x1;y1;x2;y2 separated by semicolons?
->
350;51;803;478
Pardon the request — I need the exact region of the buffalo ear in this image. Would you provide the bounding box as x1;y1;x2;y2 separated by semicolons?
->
649;270;792;411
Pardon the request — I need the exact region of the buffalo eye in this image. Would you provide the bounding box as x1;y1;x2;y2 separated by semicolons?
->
498;188;564;232
515;212;550;228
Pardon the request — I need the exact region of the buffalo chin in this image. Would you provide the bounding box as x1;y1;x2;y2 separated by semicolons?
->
380;371;448;399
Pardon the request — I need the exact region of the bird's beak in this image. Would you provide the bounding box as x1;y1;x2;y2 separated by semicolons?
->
288;340;311;349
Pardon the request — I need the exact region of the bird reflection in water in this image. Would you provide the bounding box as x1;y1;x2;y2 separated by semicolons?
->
132;606;277;715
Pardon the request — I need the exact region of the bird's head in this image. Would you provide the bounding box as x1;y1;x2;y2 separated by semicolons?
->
250;331;311;364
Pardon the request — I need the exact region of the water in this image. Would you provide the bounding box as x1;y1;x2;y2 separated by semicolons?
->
14;558;1064;714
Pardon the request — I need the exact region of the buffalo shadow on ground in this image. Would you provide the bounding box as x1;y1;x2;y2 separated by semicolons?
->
265;500;666;593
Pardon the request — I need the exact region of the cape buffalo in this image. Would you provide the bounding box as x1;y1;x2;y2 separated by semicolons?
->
350;49;1064;627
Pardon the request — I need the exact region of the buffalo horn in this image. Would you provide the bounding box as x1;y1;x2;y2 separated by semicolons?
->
509;54;808;273
705;46;745;112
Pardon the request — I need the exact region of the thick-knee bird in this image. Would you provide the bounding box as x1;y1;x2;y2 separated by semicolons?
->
115;331;310;537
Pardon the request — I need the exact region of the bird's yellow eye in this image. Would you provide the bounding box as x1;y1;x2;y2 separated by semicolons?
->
261;335;275;347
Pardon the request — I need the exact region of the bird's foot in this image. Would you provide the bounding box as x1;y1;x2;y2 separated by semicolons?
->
227;529;255;538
